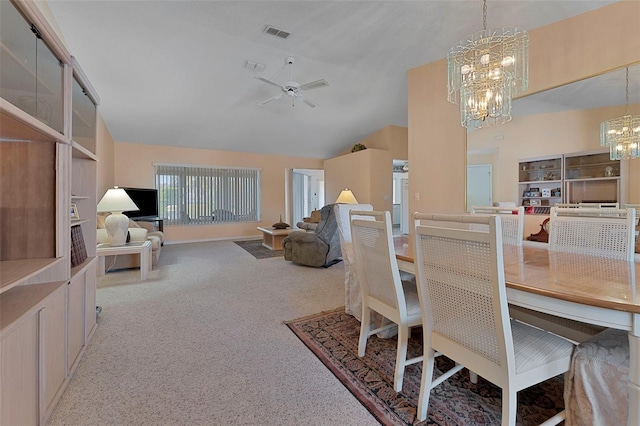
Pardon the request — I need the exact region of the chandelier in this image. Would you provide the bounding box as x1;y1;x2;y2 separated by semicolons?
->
447;0;528;129
600;67;640;160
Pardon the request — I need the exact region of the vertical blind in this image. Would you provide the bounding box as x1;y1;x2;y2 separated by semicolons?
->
154;164;261;225
292;171;305;226
292;172;314;226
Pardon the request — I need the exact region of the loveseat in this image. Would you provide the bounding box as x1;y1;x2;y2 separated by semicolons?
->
295;209;321;232
97;215;164;271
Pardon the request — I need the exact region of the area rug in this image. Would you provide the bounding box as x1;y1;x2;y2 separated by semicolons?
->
286;308;565;426
234;239;284;259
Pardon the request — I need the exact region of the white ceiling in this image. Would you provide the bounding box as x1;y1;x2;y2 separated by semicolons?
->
46;0;619;159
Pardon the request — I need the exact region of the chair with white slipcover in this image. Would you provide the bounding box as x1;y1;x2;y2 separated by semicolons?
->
334;203;373;320
350;210;422;392
413;213;575;425
553;207;636;425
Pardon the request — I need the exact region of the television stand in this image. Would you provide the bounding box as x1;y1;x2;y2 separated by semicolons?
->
131;216;164;232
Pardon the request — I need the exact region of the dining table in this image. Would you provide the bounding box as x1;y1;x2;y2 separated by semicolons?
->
394;236;640;426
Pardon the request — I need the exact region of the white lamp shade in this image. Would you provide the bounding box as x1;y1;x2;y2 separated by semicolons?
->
97;187;139;213
335;189;358;204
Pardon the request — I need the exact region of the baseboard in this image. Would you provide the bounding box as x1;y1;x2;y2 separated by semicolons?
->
165;235;262;245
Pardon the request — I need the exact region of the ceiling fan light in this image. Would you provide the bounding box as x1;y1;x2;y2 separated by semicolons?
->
256;56;327;108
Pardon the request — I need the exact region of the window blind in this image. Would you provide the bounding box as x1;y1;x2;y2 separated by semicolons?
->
154;164;261;225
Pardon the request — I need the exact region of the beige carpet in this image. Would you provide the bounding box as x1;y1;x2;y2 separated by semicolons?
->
48;240;377;425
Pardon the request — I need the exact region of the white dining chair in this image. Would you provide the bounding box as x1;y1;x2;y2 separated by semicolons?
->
509;207;634;345
350;210;422;392
549;207;636;261
623;204;640;252
471;205;524;246
413;213;575;425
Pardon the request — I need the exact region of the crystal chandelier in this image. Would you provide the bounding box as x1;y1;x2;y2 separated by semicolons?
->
600;67;640;160
447;0;528;128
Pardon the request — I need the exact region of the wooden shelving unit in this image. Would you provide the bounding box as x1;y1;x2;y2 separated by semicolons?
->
518;155;563;212
517;150;628;214
564;149;625;205
0;1;100;423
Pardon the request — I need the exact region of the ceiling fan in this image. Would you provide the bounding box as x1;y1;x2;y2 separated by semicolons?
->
256;56;329;108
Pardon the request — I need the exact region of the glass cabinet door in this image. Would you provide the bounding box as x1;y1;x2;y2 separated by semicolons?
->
0;0;64;133
71;77;97;153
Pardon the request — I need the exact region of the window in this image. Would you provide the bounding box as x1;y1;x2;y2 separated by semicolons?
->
154;164;261;225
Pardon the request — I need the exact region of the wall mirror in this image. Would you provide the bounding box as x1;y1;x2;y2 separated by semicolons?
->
466;62;640;211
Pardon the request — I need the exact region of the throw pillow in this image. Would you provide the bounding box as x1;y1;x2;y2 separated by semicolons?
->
97;213;107;229
310;210;321;223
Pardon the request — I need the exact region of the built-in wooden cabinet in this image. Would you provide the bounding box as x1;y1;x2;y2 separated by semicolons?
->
518;155;563;214
0;282;67;425
518;149;628;214
564;150;625;205
68;260;97;373
0;0;66;134
0;1;99;423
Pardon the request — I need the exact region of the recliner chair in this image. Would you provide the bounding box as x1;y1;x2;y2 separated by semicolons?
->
283;203;342;267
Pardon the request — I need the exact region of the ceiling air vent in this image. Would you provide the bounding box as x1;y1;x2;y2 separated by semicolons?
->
264;25;290;39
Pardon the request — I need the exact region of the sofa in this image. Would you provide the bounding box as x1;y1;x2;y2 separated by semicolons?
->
283;203;342;267
295;209;322;232
97;214;164;270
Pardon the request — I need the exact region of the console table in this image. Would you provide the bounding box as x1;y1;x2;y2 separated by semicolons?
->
131;216;164;232
256;227;292;251
96;240;152;280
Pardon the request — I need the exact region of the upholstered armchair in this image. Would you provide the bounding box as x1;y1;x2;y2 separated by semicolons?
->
283;203;342;267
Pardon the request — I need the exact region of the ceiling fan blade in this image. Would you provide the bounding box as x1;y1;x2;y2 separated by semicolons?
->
299;79;329;91
258;93;283;106
256;76;286;90
302;97;317;108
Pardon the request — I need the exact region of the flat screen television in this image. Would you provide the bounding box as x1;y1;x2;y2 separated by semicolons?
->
122;187;159;218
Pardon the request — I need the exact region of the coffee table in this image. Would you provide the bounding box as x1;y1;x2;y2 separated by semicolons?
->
256;226;293;251
96;240;152;280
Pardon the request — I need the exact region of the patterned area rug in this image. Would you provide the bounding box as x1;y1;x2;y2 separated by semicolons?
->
234;239;284;259
286;309;565;426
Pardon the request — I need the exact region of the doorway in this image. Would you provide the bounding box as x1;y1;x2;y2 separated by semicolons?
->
291;169;324;227
393;160;409;235
466;164;492;211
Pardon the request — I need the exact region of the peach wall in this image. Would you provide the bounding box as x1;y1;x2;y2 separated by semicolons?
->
357;125;408;159
335;125;408;159
408;58;467;216
524;1;640;96
96;113;115;198
114;142;323;243
408;1;640;226
323;148;393;212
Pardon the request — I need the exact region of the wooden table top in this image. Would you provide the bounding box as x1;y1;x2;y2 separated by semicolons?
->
394;236;640;314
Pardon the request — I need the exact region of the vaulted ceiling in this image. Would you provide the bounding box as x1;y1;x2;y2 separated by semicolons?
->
47;0;618;159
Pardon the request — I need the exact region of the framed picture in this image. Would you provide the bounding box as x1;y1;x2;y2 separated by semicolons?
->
541;188;551;197
71;203;80;220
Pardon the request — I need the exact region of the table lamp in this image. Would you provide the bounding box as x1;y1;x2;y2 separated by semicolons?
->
97;186;139;246
335;188;358;204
